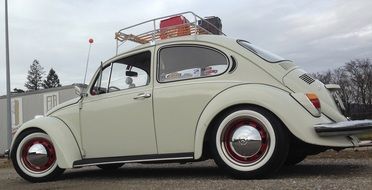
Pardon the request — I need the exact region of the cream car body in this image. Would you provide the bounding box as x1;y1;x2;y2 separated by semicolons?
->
9;24;372;182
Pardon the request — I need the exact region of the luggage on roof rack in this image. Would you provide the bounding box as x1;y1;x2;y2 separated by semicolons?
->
160;16;191;39
114;11;225;55
198;16;222;35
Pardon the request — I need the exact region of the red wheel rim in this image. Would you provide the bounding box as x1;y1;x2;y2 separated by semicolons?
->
222;118;269;164
21;137;56;172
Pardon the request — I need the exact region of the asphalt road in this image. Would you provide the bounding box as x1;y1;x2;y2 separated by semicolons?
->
0;151;371;190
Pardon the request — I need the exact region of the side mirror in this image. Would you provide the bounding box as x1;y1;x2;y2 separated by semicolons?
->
126;71;138;77
75;86;87;97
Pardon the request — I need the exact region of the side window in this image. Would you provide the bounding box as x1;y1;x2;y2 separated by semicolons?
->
91;64;111;95
91;51;151;95
158;46;228;82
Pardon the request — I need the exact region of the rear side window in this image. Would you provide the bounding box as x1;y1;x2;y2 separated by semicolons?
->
237;40;287;63
158;46;228;82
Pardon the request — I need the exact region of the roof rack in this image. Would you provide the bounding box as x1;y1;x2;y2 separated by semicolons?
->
114;11;225;54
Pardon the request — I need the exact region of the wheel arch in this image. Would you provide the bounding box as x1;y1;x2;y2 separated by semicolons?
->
11;116;82;168
194;84;316;159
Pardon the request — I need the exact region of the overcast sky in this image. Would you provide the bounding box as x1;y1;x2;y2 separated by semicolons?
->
1;0;372;95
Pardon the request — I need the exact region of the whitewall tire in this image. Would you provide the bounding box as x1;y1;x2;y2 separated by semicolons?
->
11;129;64;182
210;106;289;178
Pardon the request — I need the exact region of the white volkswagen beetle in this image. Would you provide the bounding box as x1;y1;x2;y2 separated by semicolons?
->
9;12;372;182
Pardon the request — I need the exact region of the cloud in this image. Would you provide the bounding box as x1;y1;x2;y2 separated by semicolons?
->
1;0;372;95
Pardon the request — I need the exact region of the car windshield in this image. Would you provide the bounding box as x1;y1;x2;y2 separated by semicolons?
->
237;40;287;63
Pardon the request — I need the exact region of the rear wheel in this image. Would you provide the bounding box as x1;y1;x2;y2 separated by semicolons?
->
210;106;289;179
11;129;64;182
284;154;307;166
97;163;124;170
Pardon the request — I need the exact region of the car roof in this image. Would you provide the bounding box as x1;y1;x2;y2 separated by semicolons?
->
111;35;238;61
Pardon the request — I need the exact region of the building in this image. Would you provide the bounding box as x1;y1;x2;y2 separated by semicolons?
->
0;84;83;155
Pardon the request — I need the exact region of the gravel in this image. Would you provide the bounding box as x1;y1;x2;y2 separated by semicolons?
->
0;150;371;190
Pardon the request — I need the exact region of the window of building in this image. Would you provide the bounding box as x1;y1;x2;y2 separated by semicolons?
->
158;46;228;82
44;92;59;114
11;98;23;128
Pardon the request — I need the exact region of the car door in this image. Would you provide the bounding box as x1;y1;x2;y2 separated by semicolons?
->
80;50;157;158
153;43;233;154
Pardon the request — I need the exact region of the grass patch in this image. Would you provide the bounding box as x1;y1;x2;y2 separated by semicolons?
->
357;133;372;140
0;159;12;169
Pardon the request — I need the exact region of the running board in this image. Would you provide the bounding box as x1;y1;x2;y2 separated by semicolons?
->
73;152;194;167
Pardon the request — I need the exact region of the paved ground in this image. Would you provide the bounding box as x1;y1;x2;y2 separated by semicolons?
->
0;150;371;190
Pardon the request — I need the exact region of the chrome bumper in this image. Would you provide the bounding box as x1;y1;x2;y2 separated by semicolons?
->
3;149;10;159
314;120;372;137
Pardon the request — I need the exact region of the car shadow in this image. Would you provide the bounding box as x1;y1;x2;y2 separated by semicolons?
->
61;165;226;180
60;160;369;181
278;163;368;179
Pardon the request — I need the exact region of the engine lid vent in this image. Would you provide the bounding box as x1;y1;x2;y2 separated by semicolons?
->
299;73;315;84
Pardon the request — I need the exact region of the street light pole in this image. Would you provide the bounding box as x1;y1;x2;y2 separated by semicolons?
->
5;0;13;150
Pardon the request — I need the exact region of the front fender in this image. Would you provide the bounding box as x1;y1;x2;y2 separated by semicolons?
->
11;116;82;168
194;84;352;159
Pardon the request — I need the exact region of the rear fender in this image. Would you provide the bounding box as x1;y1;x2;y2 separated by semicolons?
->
194;84;352;159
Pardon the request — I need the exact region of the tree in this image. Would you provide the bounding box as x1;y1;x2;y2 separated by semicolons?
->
25;59;45;91
311;70;332;84
311;58;372;118
12;88;25;93
344;59;371;105
43;68;62;89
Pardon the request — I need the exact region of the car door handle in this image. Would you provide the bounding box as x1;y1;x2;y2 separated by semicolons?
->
133;93;151;100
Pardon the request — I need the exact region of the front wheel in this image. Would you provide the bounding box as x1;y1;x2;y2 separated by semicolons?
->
210;106;289;179
11;129;64;182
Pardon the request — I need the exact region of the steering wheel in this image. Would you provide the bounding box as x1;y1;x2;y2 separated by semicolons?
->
108;86;120;92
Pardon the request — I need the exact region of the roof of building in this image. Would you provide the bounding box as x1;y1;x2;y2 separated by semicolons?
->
0;83;87;99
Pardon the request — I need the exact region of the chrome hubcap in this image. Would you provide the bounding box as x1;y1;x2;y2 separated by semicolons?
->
230;125;262;157
27;143;49;167
21;138;56;172
222;117;270;165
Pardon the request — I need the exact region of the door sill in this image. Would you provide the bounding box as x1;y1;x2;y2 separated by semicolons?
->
73;152;194;167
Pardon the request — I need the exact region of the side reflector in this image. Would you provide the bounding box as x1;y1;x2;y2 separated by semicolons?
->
306;93;321;110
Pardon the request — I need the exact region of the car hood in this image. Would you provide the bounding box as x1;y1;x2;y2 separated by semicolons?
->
46;97;81;116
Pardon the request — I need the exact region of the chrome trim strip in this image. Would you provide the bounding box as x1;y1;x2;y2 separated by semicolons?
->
73;156;193;167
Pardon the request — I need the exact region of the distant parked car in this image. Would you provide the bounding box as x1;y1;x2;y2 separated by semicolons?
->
8;12;372;182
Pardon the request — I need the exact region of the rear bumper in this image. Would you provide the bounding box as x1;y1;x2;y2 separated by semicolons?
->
314;120;372;136
314;120;372;147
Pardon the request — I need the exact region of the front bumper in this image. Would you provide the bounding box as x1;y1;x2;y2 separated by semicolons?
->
314;120;372;147
4;149;9;159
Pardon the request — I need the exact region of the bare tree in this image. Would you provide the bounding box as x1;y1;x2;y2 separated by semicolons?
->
344;59;371;105
311;58;372;118
311;70;332;84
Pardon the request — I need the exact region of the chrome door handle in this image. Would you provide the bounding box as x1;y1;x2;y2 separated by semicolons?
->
134;93;151;100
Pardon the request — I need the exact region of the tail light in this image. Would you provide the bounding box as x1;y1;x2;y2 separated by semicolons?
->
306;93;321;110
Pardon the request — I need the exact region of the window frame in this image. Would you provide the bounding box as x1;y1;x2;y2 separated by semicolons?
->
89;50;152;96
156;44;230;83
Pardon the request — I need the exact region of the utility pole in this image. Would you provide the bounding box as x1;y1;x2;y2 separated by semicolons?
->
5;0;12;150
